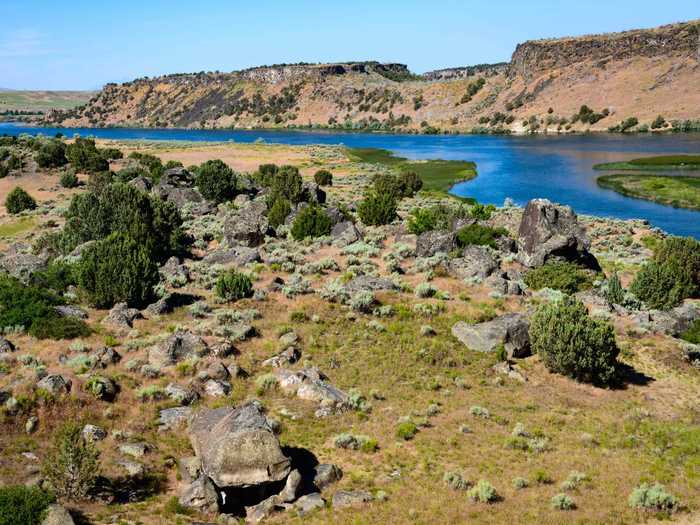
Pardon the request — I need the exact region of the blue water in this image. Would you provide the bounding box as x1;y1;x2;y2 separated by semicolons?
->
3;122;700;237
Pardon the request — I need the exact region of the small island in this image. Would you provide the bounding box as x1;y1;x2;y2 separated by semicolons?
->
593;155;700;171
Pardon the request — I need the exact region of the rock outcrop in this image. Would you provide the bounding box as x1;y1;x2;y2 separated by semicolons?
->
452;313;531;358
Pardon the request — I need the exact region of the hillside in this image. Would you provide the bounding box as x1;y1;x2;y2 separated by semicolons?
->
0;90;95;118
45;19;700;133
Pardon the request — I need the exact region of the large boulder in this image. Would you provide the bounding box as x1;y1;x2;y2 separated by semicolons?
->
344;275;398;294
154;168;212;213
224;201;270;247
448;246;499;280
148;330;209;367
41;504;75;525
416;230;456;257
37;374;72;396
188;402;291;488
517;199;599;269
102;302;142;329
331;221;362;247
0;252;48;282
203;246;261;266
452;313;531;358
178;475;220;513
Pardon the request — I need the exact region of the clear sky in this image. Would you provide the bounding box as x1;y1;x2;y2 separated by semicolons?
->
1;0;698;90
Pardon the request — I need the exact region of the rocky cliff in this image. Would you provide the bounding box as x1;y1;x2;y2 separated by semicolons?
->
46;19;700;133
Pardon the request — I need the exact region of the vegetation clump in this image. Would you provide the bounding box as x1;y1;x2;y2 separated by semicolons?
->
59;170;79;188
215;270;254;302
630;236;700;309
195;159;238;203
467;480;498;503
267;197;292;228
5;187;37;214
357;192;397;226
65;137;110;173
0;486;55;525
628;483;678;512
456;224;508;249
529;296;619;385
313;169;333;186
290;205;332;240
524;261;593;294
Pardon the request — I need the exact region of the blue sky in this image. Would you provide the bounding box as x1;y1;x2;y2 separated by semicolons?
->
1;0;698;90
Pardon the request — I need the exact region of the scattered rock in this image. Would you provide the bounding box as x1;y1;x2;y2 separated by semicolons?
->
188;402;291;488
295;493;325;515
119;442;149;458
274;368;349;414
279;469;302;502
493;361;527;382
452;313;531;358
82;424;107;442
179;475;220;514
449;246;499;280
344;275;398;294
53;305;88;319
148;330;209;367
224;201;270;247
313;463;343;491
117;460;145;477
36;374;72;396
165;383;199;405
331;221;362;247
0;252;48;282
416;230;456;257
204;246;261;265
332;489;373;509
0;337;15;353
203;379;231;397
159;406;193;430
41;504;75;525
102;302;142;329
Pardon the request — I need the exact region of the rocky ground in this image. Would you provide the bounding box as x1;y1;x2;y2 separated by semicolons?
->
1;141;699;524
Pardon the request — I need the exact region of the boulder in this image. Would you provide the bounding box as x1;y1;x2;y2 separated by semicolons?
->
303;182;326;204
89;346;121;368
332;490;373;509
53;305;88;320
36;374;71;396
224;201;269;247
295;493;325;515
0;252;48;282
452;313;531;358
85;375;117;401
165;383;199;405
160;256;190;284
245;494;282;524
159;406;193;430
179;475;220;513
148;330;209;367
646;301;700;336
41;504;75;525
154;168;213;214
344;275;398;294
331;221;362;247
0;337;15;353
517;199;599;269
274;368;350;412
188;402;291;488
117;460;145;477
102;302;142;329
203;246;261;265
448;246;499;280
82;424;107;442
127;175;153;192
313;463;343;491
416;230;456;257
279;469;302;502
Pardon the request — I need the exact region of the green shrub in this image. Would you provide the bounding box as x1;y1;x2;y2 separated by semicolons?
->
290;205;332;240
467;480;498;503
529;296;619;385
66;137;109;173
680;319;700;344
456;224;508;249
314;169;333;186
42;422;100;501
396;421;418;440
195;159;238;203
605;273;625;304
78;232;160;308
29;316;91;340
469;203;495;220
127;152;163;180
372;171;422;199
215;270;253;302
551;493;575;510
268;197;291;228
5;187;37;214
630;236;700;309
524;261;593;294
266;165;305;204
628;483;678;512
60;182;184;261
0;485;55;525
59;170;79;188
35;139;67;168
357;192;397;226
398;171;422;197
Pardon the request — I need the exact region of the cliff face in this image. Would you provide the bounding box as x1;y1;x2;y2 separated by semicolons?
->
46;20;700;133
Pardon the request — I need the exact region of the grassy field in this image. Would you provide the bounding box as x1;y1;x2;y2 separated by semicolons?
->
347;147;477;194
0;90;94;113
594;155;700;171
597;173;700;210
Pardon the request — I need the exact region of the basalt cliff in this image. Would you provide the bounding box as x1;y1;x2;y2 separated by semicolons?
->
46;19;699;133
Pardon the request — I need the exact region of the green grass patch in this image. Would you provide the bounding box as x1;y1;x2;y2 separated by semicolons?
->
0;90;94;113
594;155;700;171
346;147;477;194
0;218;36;238
597;173;700;210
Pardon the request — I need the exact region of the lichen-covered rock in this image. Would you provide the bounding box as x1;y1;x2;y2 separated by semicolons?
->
314;463;343;491
0;337;15;354
203;245;261;265
224;201;270;247
274;368;350;412
159;406;193;430
331;221;362;247
416;230;456;257
452;313;531;358
517;199;599;269
188;401;291;488
148;330;209;367
102;302;142;329
36;374;72;396
449;245;499;280
41;504;75;525
0;252;48;282
295;493;325;515
344;275;398;294
179;475;220;513
332;489;373;508
53;305;88;319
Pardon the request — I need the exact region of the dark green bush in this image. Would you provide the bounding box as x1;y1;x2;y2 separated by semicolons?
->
0;485;55;525
215;270;253;302
630;236;700;309
59;170;79;188
524;261;593;294
269;165;305;204
357;192;397;226
99;147;123;161
291;205;332;240
29;316;91;340
254;163;279;187
529;296;619;385
373;172;420;199
456;224;508;249
195;159;238;203
5;187;37;214
42;422;100;501
407;204;469;234
314;169;333;186
87;171;114;194
66;137;109;173
60;183;184;261
127;152;163;180
268;197;291;228
469;203;495;220
35;139;67;168
605;273;625;305
114;164;148;184
398;171;423;197
680;319;700;344
78;232;160;308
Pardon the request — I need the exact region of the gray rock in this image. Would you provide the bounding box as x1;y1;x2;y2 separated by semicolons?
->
0;337;15;353
279;469;302;502
89;346;121;368
332;490;373;508
154;168;213;213
331;220;362;247
36;374;71;395
41;504;75;525
53;305;88;319
517;198;599;269
449;246;499;280
0;252;48;282
102;302;142;329
647;301;700;336
127;175;153;192
85;375;117;401
452;313;531;358
148;330;209;367
179;475;219;513
188;402;291;488
203;379;231;397
303;181;326;204
203;246;261;265
314;463;343;491
416;230;456;257
117;460;145;477
159;406;193;430
178;456;202;483
26;416;38;434
325;206;346;225
245;494;281;524
82;424;107;442
493;361;527;382
344;275;398;294
295;493;325;515
119;442;149;458
165;383;199;405
262;347;301;368
160;256;190;284
224;201;270;247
